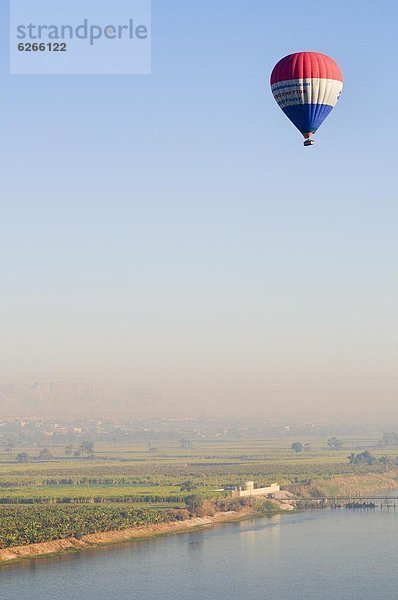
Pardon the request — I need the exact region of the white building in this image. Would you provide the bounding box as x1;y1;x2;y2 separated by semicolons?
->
234;481;280;498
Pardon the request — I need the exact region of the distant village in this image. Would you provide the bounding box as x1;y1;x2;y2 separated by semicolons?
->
0;417;388;448
0;417;302;450
0;417;308;444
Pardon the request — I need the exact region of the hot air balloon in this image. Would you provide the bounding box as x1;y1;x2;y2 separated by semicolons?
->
270;52;343;146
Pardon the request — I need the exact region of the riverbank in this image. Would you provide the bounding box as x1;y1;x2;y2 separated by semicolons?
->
0;505;285;565
2;472;395;566
291;472;398;498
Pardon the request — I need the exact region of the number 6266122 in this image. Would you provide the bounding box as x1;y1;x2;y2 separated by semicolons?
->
18;43;67;52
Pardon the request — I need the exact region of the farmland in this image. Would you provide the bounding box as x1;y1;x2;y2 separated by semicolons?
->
1;431;398;551
0;435;397;505
0;505;172;549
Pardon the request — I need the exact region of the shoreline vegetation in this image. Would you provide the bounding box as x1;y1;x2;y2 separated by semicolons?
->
289;472;398;498
0;509;272;565
2;471;398;565
0;499;291;565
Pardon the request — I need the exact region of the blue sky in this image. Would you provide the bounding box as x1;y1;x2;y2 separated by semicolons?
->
1;0;398;421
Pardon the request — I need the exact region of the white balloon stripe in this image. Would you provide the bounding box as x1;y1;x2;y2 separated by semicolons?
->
271;78;343;110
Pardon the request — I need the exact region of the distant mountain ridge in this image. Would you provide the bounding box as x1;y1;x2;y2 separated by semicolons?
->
0;382;168;418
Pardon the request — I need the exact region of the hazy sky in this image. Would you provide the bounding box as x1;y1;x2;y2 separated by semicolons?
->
1;0;398;421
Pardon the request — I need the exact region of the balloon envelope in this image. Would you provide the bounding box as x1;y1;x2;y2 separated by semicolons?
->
270;52;343;139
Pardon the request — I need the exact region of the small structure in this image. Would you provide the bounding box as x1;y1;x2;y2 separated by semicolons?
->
233;481;280;498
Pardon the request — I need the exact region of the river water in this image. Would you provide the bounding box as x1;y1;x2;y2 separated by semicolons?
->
1;508;398;600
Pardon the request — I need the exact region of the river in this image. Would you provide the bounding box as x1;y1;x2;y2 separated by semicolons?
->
1;507;398;599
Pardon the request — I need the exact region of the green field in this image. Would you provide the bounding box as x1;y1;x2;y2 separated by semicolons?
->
0;505;172;548
0;435;397;505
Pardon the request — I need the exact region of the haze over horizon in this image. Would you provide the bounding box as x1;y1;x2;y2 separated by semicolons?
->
1;0;398;424
0;375;396;424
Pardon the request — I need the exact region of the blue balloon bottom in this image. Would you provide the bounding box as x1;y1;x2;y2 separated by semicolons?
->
282;103;334;136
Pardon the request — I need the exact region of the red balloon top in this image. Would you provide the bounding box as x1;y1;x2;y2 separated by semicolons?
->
270;52;343;85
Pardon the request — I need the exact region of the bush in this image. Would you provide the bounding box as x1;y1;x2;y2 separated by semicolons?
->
184;495;204;515
291;442;304;453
